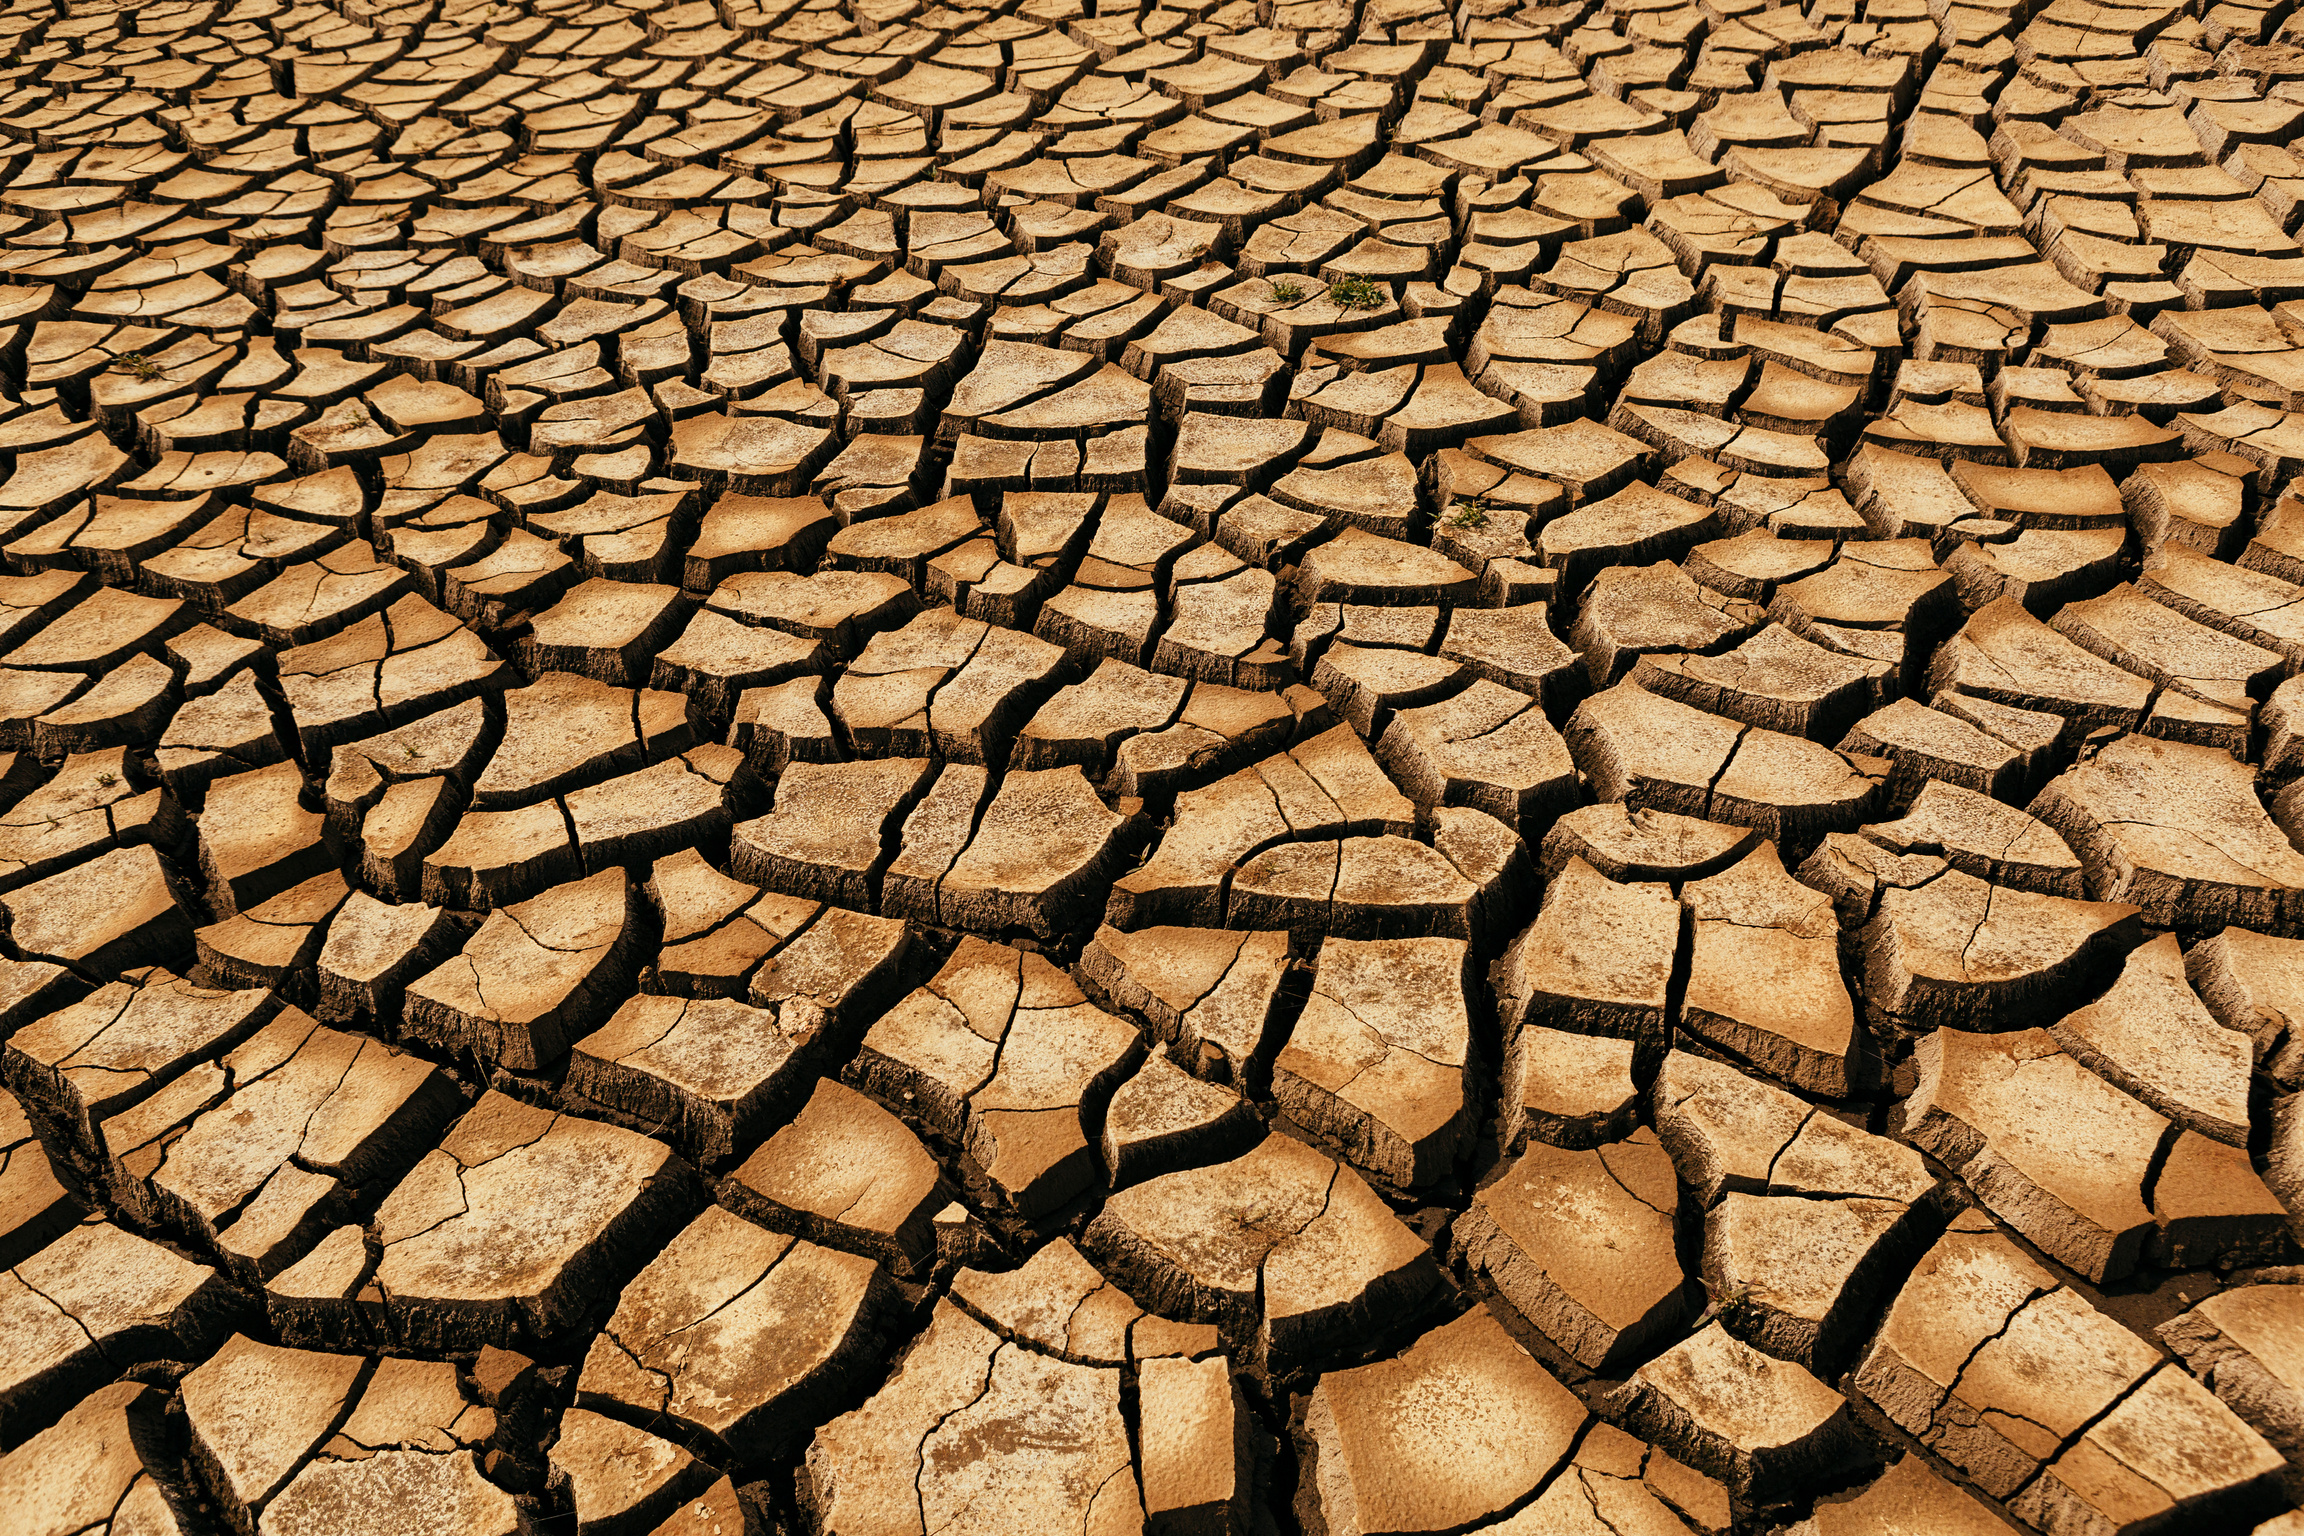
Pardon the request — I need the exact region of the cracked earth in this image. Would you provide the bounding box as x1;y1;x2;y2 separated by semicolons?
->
7;0;2304;1532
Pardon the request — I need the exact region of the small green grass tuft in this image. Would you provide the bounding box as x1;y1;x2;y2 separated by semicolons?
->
1446;497;1492;530
1269;276;1307;303
109;351;163;382
1325;275;1387;310
1697;1281;1758;1328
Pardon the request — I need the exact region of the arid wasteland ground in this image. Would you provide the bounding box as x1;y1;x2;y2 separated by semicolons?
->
5;0;2304;1533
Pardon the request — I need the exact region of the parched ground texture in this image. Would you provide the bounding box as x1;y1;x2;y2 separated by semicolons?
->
10;0;2304;1533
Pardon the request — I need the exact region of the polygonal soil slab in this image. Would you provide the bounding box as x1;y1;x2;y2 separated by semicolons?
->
182;1337;513;1536
403;867;644;1072
852;937;1140;1217
720;1078;948;1277
1901;1028;2283;1281
1083;1131;1436;1371
1107;723;1414;929
0;1379;192;1536
1304;1306;1588;1535
1271;934;1472;1189
1456;1128;1691;1371
803;1299;1137;1536
1079;923;1292;1088
577;1204;894;1460
0;1215;233;1441
1616;1322;1877;1503
336;1092;697;1349
102;1005;459;1282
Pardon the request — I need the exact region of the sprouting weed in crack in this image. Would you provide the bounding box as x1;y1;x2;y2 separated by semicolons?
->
1446;497;1492;530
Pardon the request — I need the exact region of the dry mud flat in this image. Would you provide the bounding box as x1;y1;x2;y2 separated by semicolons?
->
10;0;2304;1533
